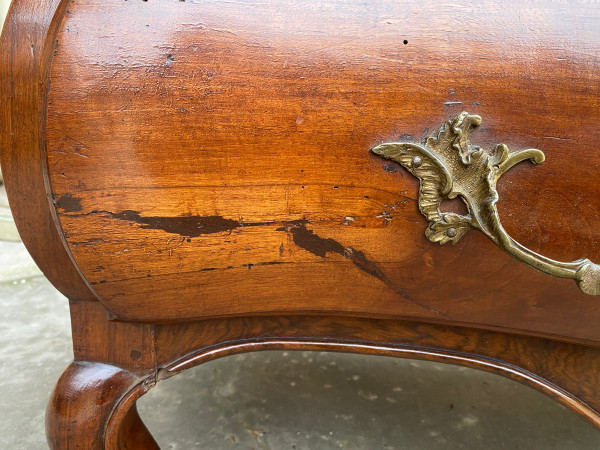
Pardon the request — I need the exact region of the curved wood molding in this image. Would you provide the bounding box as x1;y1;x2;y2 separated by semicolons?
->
151;314;600;429
49;302;600;447
161;338;600;427
46;361;158;449
0;0;96;301
50;337;600;448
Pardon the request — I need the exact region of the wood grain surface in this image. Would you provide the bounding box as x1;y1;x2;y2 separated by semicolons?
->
0;0;96;301
152;313;600;427
47;301;600;447
4;2;600;445
46;360;159;449
51;301;600;443
41;0;600;341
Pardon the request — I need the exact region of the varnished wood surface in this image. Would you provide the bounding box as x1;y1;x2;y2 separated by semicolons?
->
0;0;96;301
40;0;600;342
46;361;158;449
48;301;600;448
3;2;599;447
153;313;600;425
70;299;155;374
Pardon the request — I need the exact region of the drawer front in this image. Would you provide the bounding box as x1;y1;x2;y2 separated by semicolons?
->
43;0;600;340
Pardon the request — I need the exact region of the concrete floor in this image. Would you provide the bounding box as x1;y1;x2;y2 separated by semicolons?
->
0;236;599;449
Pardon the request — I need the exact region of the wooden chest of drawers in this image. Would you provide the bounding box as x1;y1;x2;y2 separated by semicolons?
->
2;0;600;447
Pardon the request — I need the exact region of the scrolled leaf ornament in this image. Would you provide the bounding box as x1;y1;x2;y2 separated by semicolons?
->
371;112;600;295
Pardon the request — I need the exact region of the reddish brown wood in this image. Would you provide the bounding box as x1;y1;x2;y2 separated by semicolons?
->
46;301;159;448
46;301;600;447
38;0;600;343
109;405;160;450
69;300;155;374
0;0;95;301
154;315;600;426
46;361;158;449
2;0;600;448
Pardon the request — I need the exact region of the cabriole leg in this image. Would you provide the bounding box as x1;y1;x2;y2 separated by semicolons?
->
46;361;158;449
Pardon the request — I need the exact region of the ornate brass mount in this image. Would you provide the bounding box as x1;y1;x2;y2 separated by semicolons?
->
371;112;600;295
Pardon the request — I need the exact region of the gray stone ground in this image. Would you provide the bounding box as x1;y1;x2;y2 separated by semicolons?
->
1;184;599;449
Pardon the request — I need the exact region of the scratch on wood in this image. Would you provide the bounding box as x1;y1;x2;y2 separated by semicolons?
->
277;220;446;317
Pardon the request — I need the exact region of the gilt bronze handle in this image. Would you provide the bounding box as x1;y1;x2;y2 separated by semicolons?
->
371;112;600;295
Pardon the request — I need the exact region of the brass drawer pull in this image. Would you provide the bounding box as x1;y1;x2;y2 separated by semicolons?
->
371;112;600;295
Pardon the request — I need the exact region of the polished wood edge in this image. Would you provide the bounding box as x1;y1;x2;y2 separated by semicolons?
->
49;300;600;447
0;0;97;301
149;311;600;429
104;374;159;449
46;361;158;449
109;307;600;349
157;338;600;428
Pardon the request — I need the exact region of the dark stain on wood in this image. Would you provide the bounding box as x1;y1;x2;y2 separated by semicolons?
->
277;220;343;258
277;221;444;316
92;210;279;237
54;194;83;213
110;210;240;236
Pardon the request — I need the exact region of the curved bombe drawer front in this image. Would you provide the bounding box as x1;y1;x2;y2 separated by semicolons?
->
46;0;600;341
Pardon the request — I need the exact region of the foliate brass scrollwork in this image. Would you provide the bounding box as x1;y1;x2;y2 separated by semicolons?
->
371;112;600;295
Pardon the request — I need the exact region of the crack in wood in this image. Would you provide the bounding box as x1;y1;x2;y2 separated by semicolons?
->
277;220;446;317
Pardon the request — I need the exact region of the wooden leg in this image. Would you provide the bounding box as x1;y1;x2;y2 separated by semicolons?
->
46;301;600;449
46;361;159;449
112;404;160;450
